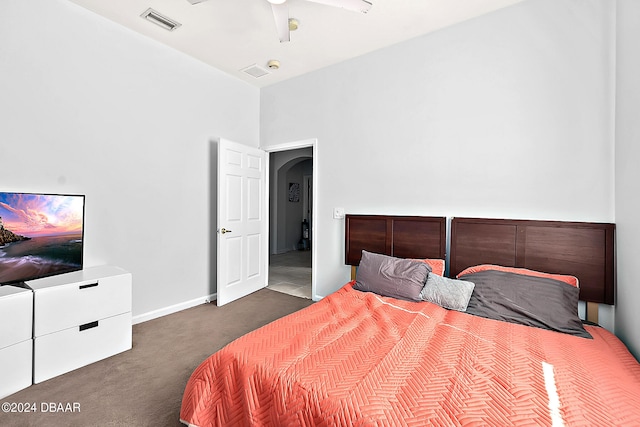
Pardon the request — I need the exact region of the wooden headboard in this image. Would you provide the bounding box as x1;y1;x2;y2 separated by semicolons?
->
345;215;446;266
449;217;616;305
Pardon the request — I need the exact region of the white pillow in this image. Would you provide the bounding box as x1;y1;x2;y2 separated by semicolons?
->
420;273;475;312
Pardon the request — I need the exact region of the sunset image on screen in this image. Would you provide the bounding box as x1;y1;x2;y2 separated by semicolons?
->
0;192;84;284
0;193;83;238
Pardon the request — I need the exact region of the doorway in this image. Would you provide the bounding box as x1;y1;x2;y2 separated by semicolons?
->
265;140;316;300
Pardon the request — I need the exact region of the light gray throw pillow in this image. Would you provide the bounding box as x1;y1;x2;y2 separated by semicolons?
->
420;273;475;312
354;250;431;302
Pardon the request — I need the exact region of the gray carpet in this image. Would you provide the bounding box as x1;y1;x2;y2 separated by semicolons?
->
1;288;313;427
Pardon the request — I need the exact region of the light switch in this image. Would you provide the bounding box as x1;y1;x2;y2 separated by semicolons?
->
333;207;345;219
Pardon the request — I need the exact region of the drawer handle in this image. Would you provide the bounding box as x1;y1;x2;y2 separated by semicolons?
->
79;321;99;331
79;282;99;290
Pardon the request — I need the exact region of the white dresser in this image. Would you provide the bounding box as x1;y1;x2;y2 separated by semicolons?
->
0;285;33;399
27;265;132;384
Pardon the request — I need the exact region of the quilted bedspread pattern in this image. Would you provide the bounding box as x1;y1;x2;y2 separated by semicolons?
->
180;283;640;426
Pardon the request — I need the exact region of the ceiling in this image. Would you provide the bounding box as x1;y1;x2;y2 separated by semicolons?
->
68;0;524;88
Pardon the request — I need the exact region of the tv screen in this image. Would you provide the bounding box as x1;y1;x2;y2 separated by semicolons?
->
0;192;85;286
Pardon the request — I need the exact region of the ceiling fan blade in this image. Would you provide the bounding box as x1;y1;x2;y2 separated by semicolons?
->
304;0;372;14
186;0;209;4
271;3;290;43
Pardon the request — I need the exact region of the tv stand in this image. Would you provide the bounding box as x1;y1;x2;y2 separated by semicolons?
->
26;265;132;383
0;285;33;399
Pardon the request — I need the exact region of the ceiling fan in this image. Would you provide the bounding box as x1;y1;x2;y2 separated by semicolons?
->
187;0;373;43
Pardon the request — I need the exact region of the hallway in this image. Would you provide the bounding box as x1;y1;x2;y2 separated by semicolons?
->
268;250;312;299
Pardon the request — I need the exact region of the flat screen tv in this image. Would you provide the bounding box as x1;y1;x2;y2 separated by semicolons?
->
0;192;85;286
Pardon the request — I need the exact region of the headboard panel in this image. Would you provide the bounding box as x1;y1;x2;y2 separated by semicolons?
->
450;217;616;304
345;215;446;266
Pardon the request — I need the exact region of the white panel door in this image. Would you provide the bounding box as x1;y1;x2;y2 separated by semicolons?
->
217;138;267;306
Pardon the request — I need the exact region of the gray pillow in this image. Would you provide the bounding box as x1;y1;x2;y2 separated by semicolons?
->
354;251;431;302
460;270;591;338
420;274;475;312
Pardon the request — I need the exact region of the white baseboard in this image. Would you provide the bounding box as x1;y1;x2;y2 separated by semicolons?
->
132;293;217;324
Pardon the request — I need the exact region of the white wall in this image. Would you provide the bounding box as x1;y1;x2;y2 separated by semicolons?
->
615;0;640;359
0;0;260;321
261;0;616;310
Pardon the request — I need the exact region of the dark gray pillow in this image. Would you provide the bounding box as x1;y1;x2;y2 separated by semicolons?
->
354;251;430;302
460;270;592;339
419;274;475;311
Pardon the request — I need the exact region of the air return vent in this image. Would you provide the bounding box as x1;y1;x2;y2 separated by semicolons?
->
241;64;270;79
141;8;182;31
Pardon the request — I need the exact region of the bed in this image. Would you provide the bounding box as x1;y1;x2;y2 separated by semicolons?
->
180;215;640;426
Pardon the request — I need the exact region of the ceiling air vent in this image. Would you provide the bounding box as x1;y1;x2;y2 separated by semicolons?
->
242;64;270;79
141;8;182;31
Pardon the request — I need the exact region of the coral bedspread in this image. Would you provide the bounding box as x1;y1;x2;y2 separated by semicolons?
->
180;283;640;426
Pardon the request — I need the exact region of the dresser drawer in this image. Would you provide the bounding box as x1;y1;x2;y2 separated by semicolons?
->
34;311;132;383
0;340;33;399
0;286;33;349
33;272;131;337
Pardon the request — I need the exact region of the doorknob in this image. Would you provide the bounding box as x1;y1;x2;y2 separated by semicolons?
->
220;228;232;234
